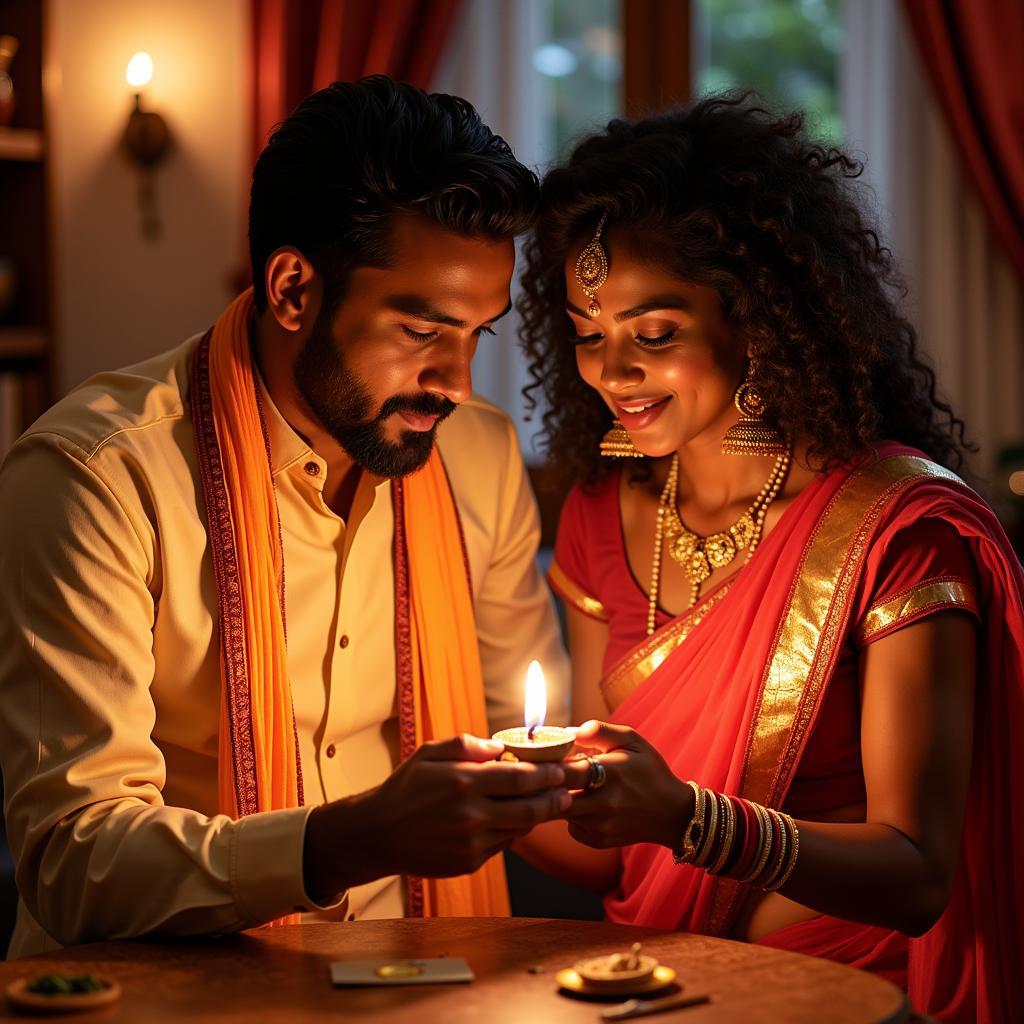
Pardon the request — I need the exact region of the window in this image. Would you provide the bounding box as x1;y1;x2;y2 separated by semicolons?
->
694;0;844;141
536;0;622;162
436;0;845;457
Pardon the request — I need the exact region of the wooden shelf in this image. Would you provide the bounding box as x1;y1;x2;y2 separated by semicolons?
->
0;1;53;431
0;128;44;162
0;327;47;360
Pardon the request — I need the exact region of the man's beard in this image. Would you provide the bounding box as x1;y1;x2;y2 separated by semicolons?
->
293;310;456;478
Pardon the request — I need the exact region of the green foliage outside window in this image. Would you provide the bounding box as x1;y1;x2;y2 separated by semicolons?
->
543;0;622;162
696;0;844;142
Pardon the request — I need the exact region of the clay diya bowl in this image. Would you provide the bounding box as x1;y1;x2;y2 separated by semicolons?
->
491;726;575;763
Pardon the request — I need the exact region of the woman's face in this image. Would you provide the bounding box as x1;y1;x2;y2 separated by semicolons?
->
564;228;747;458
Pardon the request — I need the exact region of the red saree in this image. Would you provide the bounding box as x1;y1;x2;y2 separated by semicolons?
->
550;444;1024;1024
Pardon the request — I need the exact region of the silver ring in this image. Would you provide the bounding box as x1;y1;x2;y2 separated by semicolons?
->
585;755;607;792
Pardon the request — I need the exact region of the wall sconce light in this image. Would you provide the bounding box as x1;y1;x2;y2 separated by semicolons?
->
124;52;170;164
122;52;172;238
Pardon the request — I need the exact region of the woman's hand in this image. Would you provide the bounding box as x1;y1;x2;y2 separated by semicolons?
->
560;721;695;850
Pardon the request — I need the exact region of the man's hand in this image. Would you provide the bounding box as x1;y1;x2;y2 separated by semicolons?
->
304;734;570;902
560;721;694;851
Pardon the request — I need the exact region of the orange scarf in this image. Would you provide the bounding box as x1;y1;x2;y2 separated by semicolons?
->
395;455;510;917
191;290;508;919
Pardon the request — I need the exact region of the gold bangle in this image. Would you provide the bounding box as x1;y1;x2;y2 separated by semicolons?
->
760;809;788;889
753;806;782;888
740;803;774;884
695;786;719;867
735;802;766;884
767;814;800;891
709;794;737;875
672;780;705;865
763;811;791;889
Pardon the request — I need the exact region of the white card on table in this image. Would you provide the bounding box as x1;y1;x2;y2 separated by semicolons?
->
329;957;475;986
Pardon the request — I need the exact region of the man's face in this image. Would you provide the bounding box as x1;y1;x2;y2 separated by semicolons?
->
294;215;515;477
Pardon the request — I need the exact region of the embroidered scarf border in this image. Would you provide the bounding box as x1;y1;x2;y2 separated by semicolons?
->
190;330;259;817
392;475;425;918
190;329;305;818
392;462;476;919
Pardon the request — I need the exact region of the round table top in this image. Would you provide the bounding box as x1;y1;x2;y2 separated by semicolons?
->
0;918;909;1023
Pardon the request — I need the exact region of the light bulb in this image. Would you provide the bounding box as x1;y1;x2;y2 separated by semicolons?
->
126;52;154;90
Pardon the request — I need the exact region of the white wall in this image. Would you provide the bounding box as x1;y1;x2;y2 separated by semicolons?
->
50;0;248;393
433;0;549;456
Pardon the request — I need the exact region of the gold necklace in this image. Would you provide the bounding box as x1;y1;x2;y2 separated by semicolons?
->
647;448;791;632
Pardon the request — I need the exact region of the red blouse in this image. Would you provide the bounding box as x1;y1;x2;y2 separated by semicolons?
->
550;469;980;816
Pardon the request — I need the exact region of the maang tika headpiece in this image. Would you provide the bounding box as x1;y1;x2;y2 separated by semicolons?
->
575;211;609;317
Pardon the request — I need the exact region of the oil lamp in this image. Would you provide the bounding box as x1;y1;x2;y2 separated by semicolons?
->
492;661;575;763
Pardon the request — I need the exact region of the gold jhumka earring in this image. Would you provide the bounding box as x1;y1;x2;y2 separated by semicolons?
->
576;210;642;461
720;361;788;456
575;211;609;318
599;419;644;459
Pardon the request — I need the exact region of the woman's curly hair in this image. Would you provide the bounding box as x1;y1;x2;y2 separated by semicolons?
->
518;93;971;486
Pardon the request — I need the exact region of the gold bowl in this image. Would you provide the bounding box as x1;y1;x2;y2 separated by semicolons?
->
573;953;659;991
555;964;677;997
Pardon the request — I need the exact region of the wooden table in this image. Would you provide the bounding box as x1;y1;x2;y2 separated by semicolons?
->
0;918;908;1022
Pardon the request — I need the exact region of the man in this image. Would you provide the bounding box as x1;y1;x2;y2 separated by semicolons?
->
0;77;569;956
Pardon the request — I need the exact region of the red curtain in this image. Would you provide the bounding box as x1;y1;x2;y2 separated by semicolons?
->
903;0;1024;282
250;0;462;163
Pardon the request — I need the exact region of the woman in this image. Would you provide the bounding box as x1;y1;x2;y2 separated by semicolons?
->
516;96;1023;1024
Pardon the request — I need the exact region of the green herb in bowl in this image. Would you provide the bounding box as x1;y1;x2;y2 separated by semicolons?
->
26;973;105;996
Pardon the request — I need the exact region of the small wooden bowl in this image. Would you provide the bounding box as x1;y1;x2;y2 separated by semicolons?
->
6;977;122;1015
491;726;575;763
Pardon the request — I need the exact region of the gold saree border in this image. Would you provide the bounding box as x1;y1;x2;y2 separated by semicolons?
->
599;583;734;713
547;560;609;622
857;578;977;645
705;453;963;936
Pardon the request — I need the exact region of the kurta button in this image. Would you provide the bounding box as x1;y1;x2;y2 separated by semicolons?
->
304;461;320;476
339;634;350;649
326;743;337;758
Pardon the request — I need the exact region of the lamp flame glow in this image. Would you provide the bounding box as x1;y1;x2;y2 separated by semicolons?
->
524;660;547;732
126;52;154;89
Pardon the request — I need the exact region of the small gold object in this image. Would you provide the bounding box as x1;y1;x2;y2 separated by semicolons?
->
374;963;424;979
721;361;788;455
575;211;609;317
600;419;644;459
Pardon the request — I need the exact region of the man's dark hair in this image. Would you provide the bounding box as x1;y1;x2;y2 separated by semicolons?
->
249;75;539;311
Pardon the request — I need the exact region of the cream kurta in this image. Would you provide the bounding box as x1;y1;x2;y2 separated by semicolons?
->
0;335;567;957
